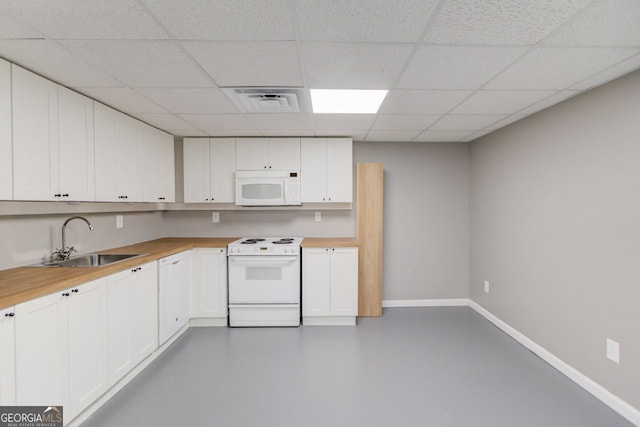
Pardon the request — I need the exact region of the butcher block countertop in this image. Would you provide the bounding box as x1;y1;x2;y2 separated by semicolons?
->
0;237;238;310
301;237;359;247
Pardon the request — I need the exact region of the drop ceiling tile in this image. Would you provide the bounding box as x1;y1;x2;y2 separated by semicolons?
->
414;130;473;142
315;130;368;141
365;130;422;142
204;129;262;137
301;42;413;89
543;0;640;47
0;40;122;87
132;113;196;131
423;0;590;45
398;46;528;89
183;41;303;87
570;53;640;90
312;114;376;130
170;129;208;137
177;114;255;130
246;114;314;130
0;12;43;39
378;90;472;115
517;90;580;115
0;0;167;39
484;115;528;131
295;0;440;42
371;115;441;131
61;40;212;88
261;129;316;137
142;0;294;41
137;88;239;114
451;90;556;114
429;115;507;131
81;88;168;114
486;47;640;90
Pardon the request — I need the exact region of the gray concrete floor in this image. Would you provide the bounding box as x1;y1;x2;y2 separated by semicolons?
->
81;307;633;427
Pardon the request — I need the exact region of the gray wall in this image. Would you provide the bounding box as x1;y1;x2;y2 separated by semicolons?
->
470;70;640;410
0;211;166;270
355;141;469;301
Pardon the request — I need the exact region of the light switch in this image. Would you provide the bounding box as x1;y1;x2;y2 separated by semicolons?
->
116;215;124;229
315;212;322;222
606;338;620;364
212;212;220;223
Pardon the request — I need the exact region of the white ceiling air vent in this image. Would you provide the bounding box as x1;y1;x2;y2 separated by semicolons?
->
222;87;308;113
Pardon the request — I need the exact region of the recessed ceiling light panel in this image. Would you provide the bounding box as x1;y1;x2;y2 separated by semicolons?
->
310;89;388;114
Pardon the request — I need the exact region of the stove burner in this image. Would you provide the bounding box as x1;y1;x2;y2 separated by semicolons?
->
272;238;295;244
242;238;266;244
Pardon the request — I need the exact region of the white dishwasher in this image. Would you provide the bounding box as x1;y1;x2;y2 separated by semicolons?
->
158;251;190;345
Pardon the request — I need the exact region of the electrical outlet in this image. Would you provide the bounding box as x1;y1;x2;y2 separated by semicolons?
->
212;212;220;223
484;280;490;293
606;338;620;364
315;212;322;222
116;215;124;229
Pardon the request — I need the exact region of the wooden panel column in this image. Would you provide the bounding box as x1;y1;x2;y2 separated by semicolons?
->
357;163;383;316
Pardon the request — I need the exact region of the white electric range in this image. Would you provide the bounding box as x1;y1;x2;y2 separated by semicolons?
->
227;237;303;327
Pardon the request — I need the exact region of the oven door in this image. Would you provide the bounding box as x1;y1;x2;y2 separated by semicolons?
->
228;255;300;304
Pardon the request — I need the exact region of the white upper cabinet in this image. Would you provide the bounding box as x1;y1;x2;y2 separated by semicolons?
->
236;137;300;170
140;124;175;202
12;65;59;201
0;59;11;200
183;138;235;203
301;137;352;203
12;65;95;201
94;102;142;202
57;86;95;201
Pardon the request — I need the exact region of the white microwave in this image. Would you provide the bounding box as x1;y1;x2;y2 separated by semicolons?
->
235;170;301;206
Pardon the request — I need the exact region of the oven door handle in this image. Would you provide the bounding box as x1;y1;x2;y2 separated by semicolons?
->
229;256;298;266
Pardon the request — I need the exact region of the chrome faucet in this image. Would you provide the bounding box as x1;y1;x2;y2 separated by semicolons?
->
53;216;94;260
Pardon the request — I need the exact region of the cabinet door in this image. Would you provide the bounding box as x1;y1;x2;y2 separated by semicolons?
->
15;291;68;407
326;138;353;203
330;248;359;316
0;306;16;405
57;86;95;201
0;59;11;200
268;137;300;170
12;65;59;201
302;248;331;316
66;279;107;419
130;262;158;364
210;138;236;202
183;138;211;203
106;269;134;386
301;138;327;202
236;138;266;170
190;248;228;318
141;125;175;202
95;104;141;201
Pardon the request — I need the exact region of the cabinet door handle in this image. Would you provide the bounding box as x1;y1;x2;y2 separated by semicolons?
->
4;312;14;317
269;165;272;169
62;292;70;297
71;289;79;293
54;194;62;198
62;193;69;197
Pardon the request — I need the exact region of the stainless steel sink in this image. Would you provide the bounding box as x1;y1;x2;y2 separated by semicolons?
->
32;253;144;268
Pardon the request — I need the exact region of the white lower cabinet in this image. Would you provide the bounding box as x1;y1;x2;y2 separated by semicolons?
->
14;278;107;420
190;248;228;325
0;305;16;406
107;262;158;386
302;247;358;325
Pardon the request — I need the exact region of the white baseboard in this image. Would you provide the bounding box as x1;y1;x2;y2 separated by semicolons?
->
303;316;356;326
190;317;227;327
469;300;640;426
382;298;470;308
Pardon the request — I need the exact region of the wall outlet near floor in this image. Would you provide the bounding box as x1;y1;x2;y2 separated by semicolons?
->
484;280;490;293
315;212;322;222
116;215;124;229
212;212;220;223
606;338;620;364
